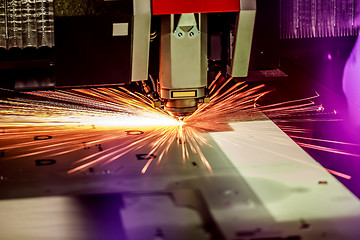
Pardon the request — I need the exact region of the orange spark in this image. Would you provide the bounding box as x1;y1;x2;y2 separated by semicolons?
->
0;74;357;179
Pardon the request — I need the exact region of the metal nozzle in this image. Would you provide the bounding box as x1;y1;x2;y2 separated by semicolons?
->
164;99;198;117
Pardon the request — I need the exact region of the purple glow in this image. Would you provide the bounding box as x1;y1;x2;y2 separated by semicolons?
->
327;53;332;61
342;34;360;128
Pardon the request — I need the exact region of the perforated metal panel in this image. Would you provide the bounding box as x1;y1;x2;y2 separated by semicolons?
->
0;0;54;49
280;0;359;38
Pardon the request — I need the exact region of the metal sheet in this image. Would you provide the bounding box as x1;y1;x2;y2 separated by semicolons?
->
1;119;360;239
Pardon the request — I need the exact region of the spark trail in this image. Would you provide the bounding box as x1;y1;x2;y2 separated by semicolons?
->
0;76;357;178
0;87;179;127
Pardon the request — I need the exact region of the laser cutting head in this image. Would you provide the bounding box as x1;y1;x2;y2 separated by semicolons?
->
164;99;199;118
158;13;207;119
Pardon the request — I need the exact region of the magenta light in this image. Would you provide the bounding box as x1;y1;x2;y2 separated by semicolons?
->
327;53;332;61
342;34;360;128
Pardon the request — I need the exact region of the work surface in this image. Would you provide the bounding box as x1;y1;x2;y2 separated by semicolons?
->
1;119;360;240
